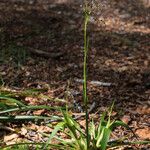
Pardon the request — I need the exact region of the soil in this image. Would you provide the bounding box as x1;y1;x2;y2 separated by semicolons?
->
0;0;150;149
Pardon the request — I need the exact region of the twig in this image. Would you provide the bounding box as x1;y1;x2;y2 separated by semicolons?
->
75;78;112;87
28;47;64;59
0;123;15;132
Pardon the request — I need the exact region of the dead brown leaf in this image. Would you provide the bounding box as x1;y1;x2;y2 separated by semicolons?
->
136;127;150;140
4;133;19;144
121;115;131;124
33;109;45;115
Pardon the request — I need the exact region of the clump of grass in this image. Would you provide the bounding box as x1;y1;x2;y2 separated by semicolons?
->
41;105;150;150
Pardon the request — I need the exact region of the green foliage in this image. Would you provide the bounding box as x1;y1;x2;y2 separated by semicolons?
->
43;121;66;150
43;108;145;150
1;142;44;150
0;90;63;122
2;144;30;150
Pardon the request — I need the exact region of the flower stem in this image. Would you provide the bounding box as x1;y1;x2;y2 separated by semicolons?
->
83;2;90;149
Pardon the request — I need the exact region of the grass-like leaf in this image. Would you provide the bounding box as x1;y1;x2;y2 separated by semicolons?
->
1;142;66;150
0;105;63;114
0;94;26;107
43;122;65;150
62;110;87;150
0;115;57;122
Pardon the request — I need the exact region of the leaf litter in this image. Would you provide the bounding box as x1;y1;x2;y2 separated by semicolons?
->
0;0;150;149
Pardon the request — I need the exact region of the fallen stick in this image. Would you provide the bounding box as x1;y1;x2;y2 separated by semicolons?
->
28;47;64;59
74;78;112;87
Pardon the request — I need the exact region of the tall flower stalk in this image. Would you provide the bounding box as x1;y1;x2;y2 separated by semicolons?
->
83;0;90;149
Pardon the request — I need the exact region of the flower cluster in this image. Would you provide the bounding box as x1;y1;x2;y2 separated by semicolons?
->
83;0;107;26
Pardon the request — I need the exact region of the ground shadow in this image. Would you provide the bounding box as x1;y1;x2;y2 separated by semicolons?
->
0;0;149;109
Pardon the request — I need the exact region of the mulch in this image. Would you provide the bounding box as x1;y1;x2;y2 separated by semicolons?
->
0;0;150;149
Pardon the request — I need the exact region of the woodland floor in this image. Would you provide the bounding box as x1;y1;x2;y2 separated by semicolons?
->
0;0;150;149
